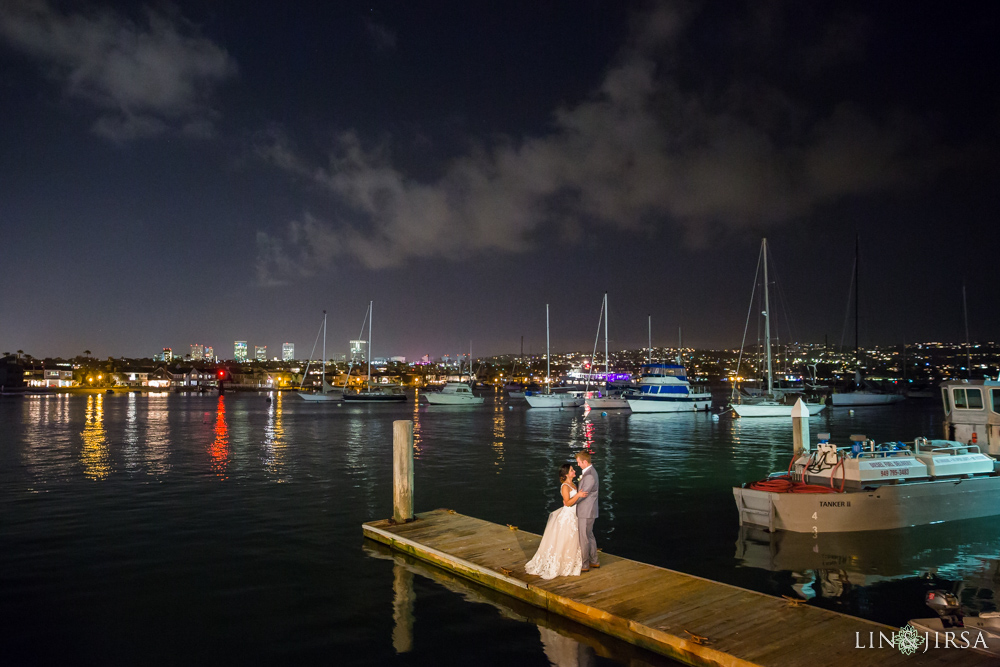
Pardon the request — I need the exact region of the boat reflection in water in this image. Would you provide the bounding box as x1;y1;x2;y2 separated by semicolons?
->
363;541;674;666
736;518;1000;624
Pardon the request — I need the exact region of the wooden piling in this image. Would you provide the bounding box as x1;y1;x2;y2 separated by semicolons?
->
393;420;414;523
791;398;810;456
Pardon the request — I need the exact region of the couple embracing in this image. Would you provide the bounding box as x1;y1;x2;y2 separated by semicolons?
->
524;450;600;580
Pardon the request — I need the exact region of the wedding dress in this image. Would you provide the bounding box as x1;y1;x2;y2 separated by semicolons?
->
524;483;583;579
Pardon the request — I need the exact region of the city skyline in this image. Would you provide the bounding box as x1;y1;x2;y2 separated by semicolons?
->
1;2;997;360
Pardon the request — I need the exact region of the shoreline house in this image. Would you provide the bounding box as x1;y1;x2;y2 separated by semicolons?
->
0;355;26;390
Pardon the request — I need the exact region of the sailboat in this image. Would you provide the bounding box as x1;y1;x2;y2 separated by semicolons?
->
299;310;342;401
730;239;825;417
585;293;633;410
524;304;585;408
343;301;407;402
830;235;905;407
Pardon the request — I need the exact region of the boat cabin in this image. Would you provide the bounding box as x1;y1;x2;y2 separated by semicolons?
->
941;380;1000;455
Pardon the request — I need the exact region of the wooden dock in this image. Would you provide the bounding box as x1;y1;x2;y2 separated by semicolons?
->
364;509;993;667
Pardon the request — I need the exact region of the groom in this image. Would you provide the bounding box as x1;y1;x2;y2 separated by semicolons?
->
575;451;599;572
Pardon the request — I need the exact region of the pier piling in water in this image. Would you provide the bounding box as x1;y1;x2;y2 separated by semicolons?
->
792;397;810;456
393;420;414;523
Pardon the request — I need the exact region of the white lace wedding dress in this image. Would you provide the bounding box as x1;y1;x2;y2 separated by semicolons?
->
524;483;583;579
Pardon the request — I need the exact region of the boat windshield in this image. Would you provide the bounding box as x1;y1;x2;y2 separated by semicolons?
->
641;364;685;378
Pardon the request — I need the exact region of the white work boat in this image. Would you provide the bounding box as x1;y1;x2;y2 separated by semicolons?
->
299;310;343;402
525;304;584;409
730;239;824;417
424;381;484;405
734;413;1000;533
941;378;1000;456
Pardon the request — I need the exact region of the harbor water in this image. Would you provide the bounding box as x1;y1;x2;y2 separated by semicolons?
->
2;390;996;665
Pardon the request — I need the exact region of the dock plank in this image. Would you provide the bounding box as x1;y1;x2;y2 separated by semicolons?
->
364;509;990;667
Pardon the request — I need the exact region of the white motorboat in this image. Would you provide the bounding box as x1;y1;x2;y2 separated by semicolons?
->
625;364;711;412
424;381;484;405
526;304;585;409
585;391;632;410
299;310;342;402
729;239;824;417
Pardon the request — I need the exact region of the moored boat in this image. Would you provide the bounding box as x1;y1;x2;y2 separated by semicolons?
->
625;363;711;413
941;378;1000;456
424;381;484;405
299;310;342;402
734;429;1000;533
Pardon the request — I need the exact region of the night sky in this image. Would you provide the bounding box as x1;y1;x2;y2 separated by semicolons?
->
2;1;998;361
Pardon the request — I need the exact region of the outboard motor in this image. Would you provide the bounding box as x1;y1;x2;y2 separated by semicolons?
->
926;590;964;628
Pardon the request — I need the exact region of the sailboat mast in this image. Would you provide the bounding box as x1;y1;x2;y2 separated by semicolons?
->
854;234;860;368
963;281;971;378
367;300;372;384
648;314;651;364
763;239;774;396
603;292;609;378
322;310;327;389
546;304;551;392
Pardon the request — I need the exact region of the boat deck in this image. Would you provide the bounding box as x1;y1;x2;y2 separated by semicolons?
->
363;509;993;666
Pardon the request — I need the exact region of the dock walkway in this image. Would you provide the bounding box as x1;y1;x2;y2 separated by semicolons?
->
364;509;992;667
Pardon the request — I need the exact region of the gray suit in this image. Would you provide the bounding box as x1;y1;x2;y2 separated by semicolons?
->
576;465;599;566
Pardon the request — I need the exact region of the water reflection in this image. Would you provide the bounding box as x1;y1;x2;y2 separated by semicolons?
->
262;392;286;480
210;395;229;479
123;392;140;472
145;393;171;475
81;394;109;480
364;541;671;666
412;392;422;457
492;402;505;474
736;518;1000;621
22;395;74;481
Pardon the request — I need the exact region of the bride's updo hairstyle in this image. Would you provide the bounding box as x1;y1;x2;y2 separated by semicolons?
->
558;463;573;482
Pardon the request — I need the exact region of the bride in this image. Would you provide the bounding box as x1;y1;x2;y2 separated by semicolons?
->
524;463;589;579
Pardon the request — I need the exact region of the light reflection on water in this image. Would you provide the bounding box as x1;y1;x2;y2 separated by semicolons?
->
0;392;992;661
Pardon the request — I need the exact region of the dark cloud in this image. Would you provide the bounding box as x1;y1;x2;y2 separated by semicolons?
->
365;19;397;53
254;1;955;285
0;0;236;141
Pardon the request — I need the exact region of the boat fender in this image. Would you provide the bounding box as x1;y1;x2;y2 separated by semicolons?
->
851;442;863;457
601;412;608;417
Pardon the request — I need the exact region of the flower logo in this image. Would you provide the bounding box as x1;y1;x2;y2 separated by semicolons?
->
895;625;926;655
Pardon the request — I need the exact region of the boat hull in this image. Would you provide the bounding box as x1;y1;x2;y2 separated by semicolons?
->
524;393;585;408
831;392;905;406
424;394;484;405
344;392;407;402
626;394;711;413
732;402;825;417
299;392;342;402
585;396;630;410
734;475;1000;533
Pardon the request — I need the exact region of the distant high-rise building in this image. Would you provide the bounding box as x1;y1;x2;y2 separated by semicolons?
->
350;340;367;364
234;341;248;363
255;345;267;362
190;344;204;361
282;342;294;361
162;347;172;362
204;346;214;361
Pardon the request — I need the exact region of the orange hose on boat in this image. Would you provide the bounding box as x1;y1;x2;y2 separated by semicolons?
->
746;475;842;494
